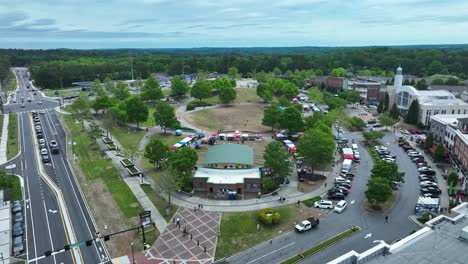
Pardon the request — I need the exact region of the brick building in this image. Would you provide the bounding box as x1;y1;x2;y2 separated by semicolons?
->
192;144;261;195
453;118;468;183
312;76;344;92
345;79;384;103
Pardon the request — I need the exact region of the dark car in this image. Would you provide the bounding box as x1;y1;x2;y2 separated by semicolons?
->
419;169;436;176
13;222;23;237
335;185;350;194
421;187;442;195
14;212;23;223
344;173;355;179
42;155;50;163
328;192;345;200
50;140;59;154
419;176;436;182
328;188;347;196
376;150;390;155
335;182;352;190
421;193;439;198
36;132;43;139
380;155;397;160
12;201;22;213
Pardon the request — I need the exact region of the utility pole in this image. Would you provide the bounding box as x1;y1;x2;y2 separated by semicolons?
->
129;50;134;80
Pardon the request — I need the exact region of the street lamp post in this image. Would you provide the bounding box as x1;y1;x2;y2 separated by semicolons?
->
131;242;135;264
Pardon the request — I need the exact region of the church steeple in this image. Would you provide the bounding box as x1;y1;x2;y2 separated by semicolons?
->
394;66;403;90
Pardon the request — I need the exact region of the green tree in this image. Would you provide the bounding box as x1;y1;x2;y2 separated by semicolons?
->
433;144;445;162
141;77;163;104
125;96;148;128
347;90;361;104
108;101;128;122
144;137;169;169
171;76;190;97
166;147;198;191
227;66;240;79
92;94;113;114
87;122;102;143
427;60;446;75
308;87;324;104
278;106;304;133
114;81;131;101
416;79;428;90
389;103;399;120
297;128;335;175
447;171;458;187
70;95;91;131
379;114;397;127
371;161;405;183
431;78;444;85
324;95;347;110
256;83;274;102
384;93;390;110
330;67;346;77
190;80;212;101
349;116;367;130
103;77;115;94
92;79;106;96
405;100;420;124
362;131;385;144
425;132;434;150
377;99;384;114
156;170;179;210
264;141;292;179
262;104;281;131
445;77;460;86
365;177;393;205
154;101;178;134
218;84;237;103
272;67;282;75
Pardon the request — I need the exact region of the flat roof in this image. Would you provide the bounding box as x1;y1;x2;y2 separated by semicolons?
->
431;114;468;125
0;202;11;263
193;167;260;184
204;144;254;166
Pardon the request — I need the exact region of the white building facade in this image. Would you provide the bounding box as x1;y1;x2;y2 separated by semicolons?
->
393;67;468;126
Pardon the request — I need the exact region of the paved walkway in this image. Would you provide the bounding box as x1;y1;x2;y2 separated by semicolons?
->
0;114;9;164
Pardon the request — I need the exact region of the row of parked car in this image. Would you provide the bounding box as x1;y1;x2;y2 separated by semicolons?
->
374;145;397;163
33;111;59;163
399;139;442;198
12;200;24;255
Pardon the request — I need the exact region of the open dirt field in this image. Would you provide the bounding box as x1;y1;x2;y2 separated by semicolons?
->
184;104;271;133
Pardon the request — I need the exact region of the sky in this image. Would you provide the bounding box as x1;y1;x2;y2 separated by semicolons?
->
0;0;467;49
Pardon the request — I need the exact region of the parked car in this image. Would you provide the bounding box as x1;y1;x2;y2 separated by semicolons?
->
334;200;347;213
335;185;350;194
419;169;436;176
13;222;23;237
419;176;437;182
417;163;430;168
295;217;320;232
421;193;440;198
13;236;24;255
380;155;397;160
423;186;442;194
42;155;50;163
383;158;396;163
14;212;23;223
314;200;334;209
335;182;352;189
328;192;346;200
420;181;438;188
39;138;46;149
417;167;432;172
335;177;351;184
40;148;48;156
12;201;22;213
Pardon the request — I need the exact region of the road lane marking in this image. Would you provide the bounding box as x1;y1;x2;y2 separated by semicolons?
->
48;209;58;214
43;200;58;264
246;242;295;264
365;233;372;238
25;170;38;263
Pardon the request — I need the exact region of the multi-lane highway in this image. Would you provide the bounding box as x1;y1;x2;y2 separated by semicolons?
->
2;68;110;264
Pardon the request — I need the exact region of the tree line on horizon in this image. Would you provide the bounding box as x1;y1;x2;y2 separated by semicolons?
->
1;46;468;89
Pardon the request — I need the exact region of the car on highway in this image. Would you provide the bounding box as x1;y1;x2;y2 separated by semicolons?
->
50;140;59;154
13;222;23;237
39;110;46;114
334;200;347;213
12;201;22;213
314;200;334;209
40;148;48;156
39;138;46;149
42;154;50;163
295;217;319;232
35;125;42;132
36;132;43;139
13;236;24;255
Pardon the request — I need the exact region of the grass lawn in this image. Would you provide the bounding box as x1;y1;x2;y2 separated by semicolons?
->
141;107;157;128
97;117;146;151
7;113;19;160
0;115;3;136
45;89;85;97
0;175;22;201
204;88;261;104
142;185;178;222
216;205;303;259
63;114;143;218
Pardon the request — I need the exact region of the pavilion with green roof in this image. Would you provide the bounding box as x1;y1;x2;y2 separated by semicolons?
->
193;144;260;196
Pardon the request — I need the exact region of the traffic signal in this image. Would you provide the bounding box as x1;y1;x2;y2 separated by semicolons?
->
103;235;110;241
45;251;52;257
86;240;93;246
64;245;70;251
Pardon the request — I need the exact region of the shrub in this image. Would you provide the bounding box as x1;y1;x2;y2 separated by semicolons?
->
262;177;276;193
186;101;213;111
258;208;274;225
302;196;321;207
417;211;436;223
272;212;281;224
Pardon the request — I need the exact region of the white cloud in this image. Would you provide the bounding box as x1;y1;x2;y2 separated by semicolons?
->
218;8;240;13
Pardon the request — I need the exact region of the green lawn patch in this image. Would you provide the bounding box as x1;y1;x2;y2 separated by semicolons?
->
204;88;261;104
0;115;4;135
63;114;143;218
141;107;157;128
141;185;178;222
281;227;360;264
97;117;146;151
0;175;22;201
302;196;321;207
216;205;295;259
7;113;19;160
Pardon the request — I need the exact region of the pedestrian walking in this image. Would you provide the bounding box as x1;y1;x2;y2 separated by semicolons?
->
385;215;388;223
325;182;327;188
270;240;272;246
297;200;300;207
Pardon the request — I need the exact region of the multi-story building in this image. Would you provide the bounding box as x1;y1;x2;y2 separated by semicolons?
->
453;118;468;180
430;115;468;150
344;78;384;104
311;76;344;92
391;67;468;126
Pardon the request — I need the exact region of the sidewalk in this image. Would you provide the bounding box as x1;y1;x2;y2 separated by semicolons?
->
0;114;10;164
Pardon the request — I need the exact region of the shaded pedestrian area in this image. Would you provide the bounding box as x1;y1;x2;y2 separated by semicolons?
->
135;207;221;263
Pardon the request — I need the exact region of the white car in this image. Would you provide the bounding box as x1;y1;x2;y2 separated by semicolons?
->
420;181;438;188
334;200;347;213
383;158;396;163
40;148;48;155
417;167;431;172
374;146;388;151
335;177;351;184
314;200;334;209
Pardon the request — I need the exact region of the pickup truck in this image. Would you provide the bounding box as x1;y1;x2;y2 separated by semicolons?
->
295;217;320;232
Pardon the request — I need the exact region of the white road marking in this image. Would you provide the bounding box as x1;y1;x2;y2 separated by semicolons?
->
246;242;296;264
48;209;58;214
43;201;58;264
365;233;372;239
351;200;355;204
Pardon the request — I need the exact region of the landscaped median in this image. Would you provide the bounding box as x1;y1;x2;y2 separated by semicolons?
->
7;113;19;160
280;227;361;264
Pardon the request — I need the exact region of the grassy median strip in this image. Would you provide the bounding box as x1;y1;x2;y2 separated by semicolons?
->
7;113;19;160
141;185;178;222
63;114;143;218
280;227;360;264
